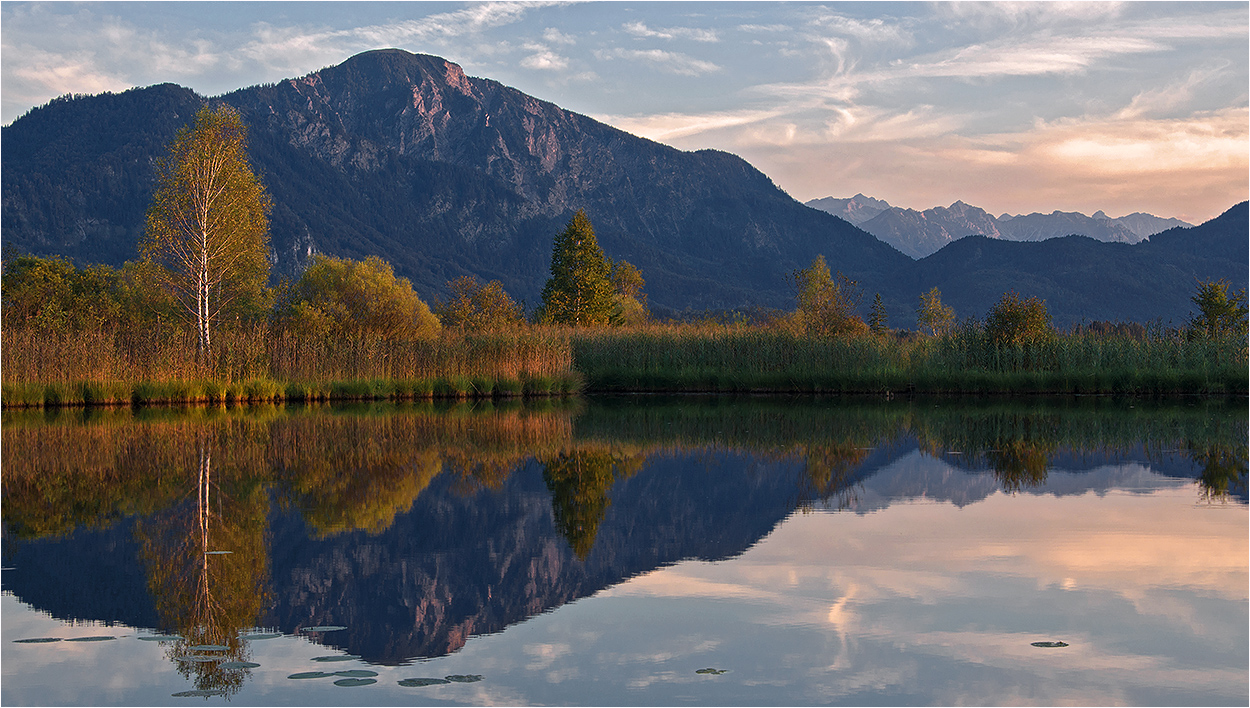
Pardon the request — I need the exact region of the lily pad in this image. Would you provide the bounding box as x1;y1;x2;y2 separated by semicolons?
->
66;636;115;642
14;637;62;644
288;671;336;679
239;632;281;640
335;669;378;678
398;678;450;687
302;625;347;633
1031;641;1069;648
445;674;484;683
334;678;377;687
696;668;728;675
188;644;229;652
172;690;225;697
311;654;361;662
219;661;261;670
176;655;221;663
138;635;182;642
205;551;233;555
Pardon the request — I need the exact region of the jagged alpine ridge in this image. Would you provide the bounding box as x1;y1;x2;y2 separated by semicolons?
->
2;49;1244;326
806;195;1193;259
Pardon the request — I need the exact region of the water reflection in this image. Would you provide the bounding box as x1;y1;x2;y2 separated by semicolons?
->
2;396;1245;686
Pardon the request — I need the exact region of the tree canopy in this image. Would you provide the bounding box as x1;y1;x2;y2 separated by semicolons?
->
790;254;867;337
435;276;526;332
278;254;440;339
140;105;271;356
538;211;616;326
984;292;1053;347
1186;279;1248;340
916;287;955;336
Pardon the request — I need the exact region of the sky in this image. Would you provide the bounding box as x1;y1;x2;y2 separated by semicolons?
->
2;1;1246;223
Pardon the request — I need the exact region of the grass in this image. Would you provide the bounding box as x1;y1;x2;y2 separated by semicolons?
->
2;321;1244;407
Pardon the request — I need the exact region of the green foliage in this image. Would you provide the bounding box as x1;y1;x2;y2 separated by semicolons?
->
278;255;440;340
140;105;272;356
790;255;867;337
916;287;955;336
868;293;888;335
435;276;525;332
984;292;1053;347
538;211;616;326
1185;279;1248;340
608;258;649;326
2;255;121;333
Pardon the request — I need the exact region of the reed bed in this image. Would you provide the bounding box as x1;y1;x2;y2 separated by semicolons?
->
2;326;579;407
569;323;1247;395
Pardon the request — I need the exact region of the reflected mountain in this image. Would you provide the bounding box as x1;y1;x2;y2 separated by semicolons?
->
3;397;1244;667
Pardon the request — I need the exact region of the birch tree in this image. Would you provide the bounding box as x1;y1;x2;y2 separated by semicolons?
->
141;105;271;357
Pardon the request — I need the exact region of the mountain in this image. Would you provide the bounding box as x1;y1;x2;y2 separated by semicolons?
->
803;193;892;226
1091;210;1192;239
857;200;1004;259
901;202;1248;328
1;49;1241;326
807;196;1188;258
1;49;906;312
995;209;1143;244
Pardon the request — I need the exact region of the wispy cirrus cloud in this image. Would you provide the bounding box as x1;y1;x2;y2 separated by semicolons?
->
594;48;720;76
622;21;719;43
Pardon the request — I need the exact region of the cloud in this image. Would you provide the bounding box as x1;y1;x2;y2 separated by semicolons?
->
520;45;569;71
622;21;719;43
542;27;577;45
594;48;720;76
595;107;785;141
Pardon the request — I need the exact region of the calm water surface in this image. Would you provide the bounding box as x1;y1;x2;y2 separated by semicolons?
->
2;396;1245;706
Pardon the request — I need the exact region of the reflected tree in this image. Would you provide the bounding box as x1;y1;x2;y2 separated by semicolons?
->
541;449;642;560
1189;443;1248;502
134;433;270;698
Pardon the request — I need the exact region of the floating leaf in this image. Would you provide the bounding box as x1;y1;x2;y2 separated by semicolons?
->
172;690;225;697
311;655;361;662
176;655;220;663
288;671;336;679
219;661;261;670
1031;641;1069;648
239;632;281;640
303;625;347;632
334;678;376;687
335;670;378;678
14;637;62;644
696;668;728;675
398;678;450;687
188;644;229;652
445;674;483;683
66;636;115;642
205;551;233;555
138;635;182;642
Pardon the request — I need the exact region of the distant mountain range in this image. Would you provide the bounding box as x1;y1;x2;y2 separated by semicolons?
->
1;49;1244;327
806;194;1192;259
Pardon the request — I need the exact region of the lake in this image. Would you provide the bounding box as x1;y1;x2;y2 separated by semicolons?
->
2;396;1246;706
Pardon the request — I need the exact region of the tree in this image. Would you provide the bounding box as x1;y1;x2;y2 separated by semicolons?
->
790;254;866;337
141;105;271;358
916;287;955;336
435;276;525;332
1185;279;1248;340
538;211;616;326
1;255;121;333
277;254;440;339
868;293;888;335
608;258;648;326
984;291;1052;347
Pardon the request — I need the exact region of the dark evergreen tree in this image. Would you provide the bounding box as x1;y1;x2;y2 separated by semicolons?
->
538;210;615;326
868;293;888;335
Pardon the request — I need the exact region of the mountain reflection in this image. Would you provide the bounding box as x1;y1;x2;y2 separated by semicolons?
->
2;396;1245;670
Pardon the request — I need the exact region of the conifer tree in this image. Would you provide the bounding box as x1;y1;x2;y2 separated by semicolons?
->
538;210;615;326
868;293;888;335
